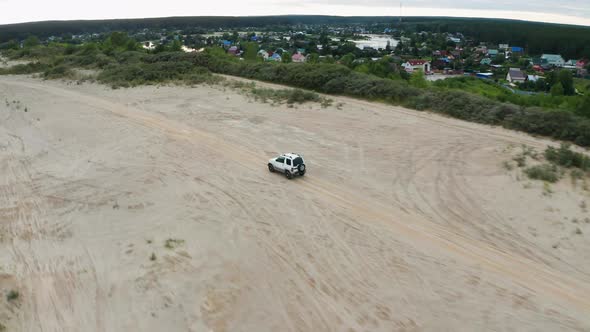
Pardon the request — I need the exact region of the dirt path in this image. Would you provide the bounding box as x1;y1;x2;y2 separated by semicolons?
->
1;76;589;331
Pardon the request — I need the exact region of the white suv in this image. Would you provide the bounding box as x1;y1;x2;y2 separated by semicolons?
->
268;153;306;179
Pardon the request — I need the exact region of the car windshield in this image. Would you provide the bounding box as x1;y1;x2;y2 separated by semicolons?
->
293;157;303;166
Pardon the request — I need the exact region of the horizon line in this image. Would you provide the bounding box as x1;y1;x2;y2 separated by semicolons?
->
1;14;590;28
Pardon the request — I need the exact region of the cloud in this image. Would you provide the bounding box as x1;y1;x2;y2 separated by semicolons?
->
294;0;590;19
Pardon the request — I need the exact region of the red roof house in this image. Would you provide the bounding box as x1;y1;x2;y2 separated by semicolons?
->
402;59;432;73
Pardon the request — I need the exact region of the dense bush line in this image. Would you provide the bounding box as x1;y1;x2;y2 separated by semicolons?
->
189;52;590;147
545;144;590;171
2;46;590;147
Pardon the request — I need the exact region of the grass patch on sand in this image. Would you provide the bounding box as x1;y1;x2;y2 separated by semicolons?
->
164;238;185;249
524;164;561;183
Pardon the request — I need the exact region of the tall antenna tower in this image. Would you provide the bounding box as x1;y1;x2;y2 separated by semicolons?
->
399;2;403;25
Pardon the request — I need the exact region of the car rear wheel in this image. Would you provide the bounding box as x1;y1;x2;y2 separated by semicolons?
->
285;171;293;179
268;164;275;172
298;164;306;176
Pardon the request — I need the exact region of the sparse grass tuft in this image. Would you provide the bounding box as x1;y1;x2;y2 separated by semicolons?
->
543;182;554;196
571;169;585;183
249;87;327;105
164;238;185;249
502;161;514;171
513;154;526;168
6;290;19;302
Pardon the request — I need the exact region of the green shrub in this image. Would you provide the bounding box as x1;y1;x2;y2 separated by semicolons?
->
524;164;561;183
6;290;19;301
43;65;74;79
0;62;50;75
164;238;184;249
97;60;217;88
544;144;590;171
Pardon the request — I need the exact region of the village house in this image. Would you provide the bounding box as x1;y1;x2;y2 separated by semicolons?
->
487;49;499;57
540;54;565;67
511;46;524;54
228;46;239;56
475;45;487;54
292;53;306;63
577;59;588;76
506;68;527;83
527;75;543;82
257;50;269;60
402;60;431;73
480;58;492;66
565;59;577;67
268;53;282;62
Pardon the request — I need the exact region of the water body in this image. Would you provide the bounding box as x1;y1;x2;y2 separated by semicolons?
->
351;34;399;50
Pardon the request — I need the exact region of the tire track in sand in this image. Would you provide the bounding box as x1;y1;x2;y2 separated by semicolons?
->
5;79;590;321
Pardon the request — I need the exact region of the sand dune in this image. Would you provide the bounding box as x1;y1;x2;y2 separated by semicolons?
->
0;75;589;331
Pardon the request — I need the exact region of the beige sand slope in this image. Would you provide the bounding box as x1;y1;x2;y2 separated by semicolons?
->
0;75;589;331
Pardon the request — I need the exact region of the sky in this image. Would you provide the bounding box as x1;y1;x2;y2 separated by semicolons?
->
1;0;589;26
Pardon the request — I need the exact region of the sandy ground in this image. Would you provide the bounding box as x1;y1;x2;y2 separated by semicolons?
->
0;75;589;331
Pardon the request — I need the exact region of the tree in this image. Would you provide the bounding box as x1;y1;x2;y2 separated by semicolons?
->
550;82;564;96
368;57;395;78
242;42;258;61
125;39;140;51
534;79;547;92
576;95;590;118
557;70;575;95
169;40;182;52
307;53;320;64
409;69;428;88
23;36;40;48
319;33;329;46
492;55;505;65
0;40;19;50
341;53;355;68
281;52;292;63
108;32;130;48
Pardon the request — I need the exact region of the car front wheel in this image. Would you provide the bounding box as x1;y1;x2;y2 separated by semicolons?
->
268;164;274;172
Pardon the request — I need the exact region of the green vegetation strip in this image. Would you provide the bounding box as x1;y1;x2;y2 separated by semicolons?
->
2;38;590;147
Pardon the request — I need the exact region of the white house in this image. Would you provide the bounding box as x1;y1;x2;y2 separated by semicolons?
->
402;60;431;73
541;54;565;67
258;50;269;60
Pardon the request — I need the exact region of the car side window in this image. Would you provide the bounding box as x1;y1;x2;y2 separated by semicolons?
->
276;157;285;163
286;159;292;166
